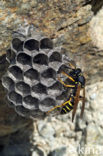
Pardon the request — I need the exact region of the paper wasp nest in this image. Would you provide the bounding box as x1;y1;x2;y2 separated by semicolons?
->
2;25;72;119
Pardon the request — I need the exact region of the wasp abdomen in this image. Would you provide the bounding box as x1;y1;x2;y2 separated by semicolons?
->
61;98;73;114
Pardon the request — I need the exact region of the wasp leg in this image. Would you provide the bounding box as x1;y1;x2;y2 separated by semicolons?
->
58;77;75;88
46;104;62;114
58;71;75;88
61;71;75;82
46;98;72;114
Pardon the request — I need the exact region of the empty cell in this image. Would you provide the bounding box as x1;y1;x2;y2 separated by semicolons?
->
30;110;46;119
56;90;68;101
8;65;23;80
12;38;23;51
17;53;31;66
24;68;39;81
40;78;56;87
15;105;30;116
8;102;15;108
41;68;56;79
32;83;47;94
49;81;62;91
2;76;14;91
23;95;39;109
33;53;48;65
16;81;30;95
49;62;62;72
48;82;62;96
24;39;39;51
40;97;56;112
8;91;22;105
40;38;53;49
49;51;62;62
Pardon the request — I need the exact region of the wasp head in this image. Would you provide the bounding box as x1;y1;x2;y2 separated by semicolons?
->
75;68;85;88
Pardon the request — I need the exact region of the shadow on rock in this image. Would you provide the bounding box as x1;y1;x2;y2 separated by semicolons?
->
0;122;34;156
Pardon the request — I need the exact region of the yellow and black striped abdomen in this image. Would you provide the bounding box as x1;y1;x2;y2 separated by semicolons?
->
61;97;74;114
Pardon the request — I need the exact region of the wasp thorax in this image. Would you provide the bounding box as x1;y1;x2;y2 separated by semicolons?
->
78;75;85;87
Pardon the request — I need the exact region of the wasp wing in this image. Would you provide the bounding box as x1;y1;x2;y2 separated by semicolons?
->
80;87;85;118
72;84;81;122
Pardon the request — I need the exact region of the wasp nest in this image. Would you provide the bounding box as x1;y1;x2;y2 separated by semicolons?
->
2;25;72;119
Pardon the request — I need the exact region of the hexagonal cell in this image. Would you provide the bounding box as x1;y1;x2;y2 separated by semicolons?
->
23;95;39;110
41;68;56;79
56;90;69;101
11;38;23;52
5;96;15;108
41;68;56;87
33;53;48;65
41;78;56;88
24;68;39;83
8;91;22;106
16;81;30;96
48;81;63;96
24;39;39;51
32;83;47;94
49;62;62;72
15;105;30;117
8;102;15;108
8;65;23;80
49;51;62;62
17;52;32;66
30;110;46;119
39;97;56;112
2;76;14;91
6;49;16;63
40;38;53;49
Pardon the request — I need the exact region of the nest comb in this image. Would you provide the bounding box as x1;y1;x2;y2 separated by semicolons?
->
2;25;73;119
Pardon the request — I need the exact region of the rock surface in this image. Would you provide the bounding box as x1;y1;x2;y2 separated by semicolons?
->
0;0;103;156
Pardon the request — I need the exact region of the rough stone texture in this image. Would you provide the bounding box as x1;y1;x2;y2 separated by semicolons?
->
0;0;103;156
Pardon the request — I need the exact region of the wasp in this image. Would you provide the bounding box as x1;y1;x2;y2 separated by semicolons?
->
47;61;85;122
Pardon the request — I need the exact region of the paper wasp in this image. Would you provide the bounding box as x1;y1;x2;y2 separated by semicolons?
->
47;61;85;122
